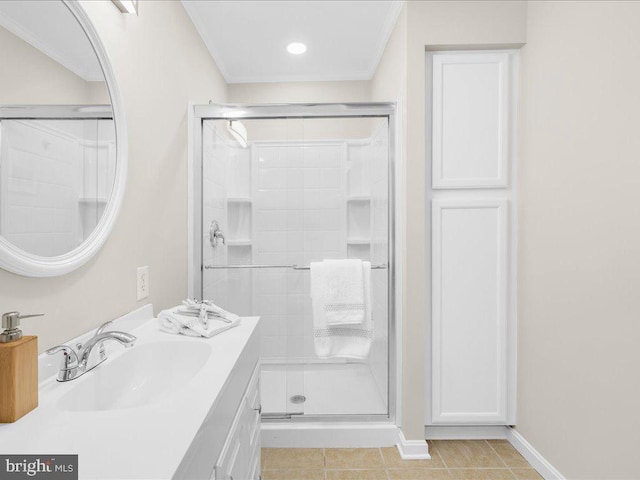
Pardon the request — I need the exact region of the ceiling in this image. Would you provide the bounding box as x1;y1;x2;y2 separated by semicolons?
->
0;0;103;82
181;0;403;84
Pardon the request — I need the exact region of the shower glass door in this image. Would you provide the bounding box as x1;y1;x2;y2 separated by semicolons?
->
199;107;391;419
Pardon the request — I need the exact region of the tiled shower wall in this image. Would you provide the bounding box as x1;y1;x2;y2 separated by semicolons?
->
0;119;115;256
252;143;347;361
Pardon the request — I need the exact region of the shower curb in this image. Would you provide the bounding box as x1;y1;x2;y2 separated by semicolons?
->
261;422;400;449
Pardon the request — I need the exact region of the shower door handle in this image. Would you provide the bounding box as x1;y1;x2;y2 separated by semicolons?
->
209;220;225;247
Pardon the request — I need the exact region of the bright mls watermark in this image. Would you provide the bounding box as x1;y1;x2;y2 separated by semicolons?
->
0;455;77;479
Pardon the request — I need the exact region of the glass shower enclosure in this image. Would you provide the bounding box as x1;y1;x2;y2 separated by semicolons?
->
192;103;395;422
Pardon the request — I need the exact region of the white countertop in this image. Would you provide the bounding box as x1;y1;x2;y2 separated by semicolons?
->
0;305;259;480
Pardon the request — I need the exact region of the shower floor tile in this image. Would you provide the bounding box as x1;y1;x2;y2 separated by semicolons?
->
261;363;387;415
261;442;543;479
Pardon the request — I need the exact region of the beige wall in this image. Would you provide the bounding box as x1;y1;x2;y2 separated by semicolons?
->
0;24;107;104
370;3;409;433
371;6;407;103
228;80;371;104
517;2;640;478
87;81;110;104
0;0;227;353
402;0;527;440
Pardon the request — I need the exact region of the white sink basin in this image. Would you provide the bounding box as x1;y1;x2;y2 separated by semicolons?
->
59;341;212;412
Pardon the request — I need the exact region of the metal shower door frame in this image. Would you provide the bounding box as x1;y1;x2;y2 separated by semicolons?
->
192;102;397;424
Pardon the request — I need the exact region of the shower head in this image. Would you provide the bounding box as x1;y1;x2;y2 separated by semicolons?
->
227;120;248;148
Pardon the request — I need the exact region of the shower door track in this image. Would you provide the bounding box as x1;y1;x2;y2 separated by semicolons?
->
191;102;398;426
261;413;393;423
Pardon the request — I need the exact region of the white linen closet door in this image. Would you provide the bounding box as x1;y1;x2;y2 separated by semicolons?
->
429;51;517;425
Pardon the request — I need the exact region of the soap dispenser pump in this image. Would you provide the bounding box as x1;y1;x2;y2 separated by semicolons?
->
0;311;43;423
1;311;43;343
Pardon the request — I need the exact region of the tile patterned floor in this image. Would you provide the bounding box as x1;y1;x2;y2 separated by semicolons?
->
261;440;544;480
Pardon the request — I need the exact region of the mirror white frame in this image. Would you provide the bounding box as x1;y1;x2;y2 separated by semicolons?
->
0;0;127;277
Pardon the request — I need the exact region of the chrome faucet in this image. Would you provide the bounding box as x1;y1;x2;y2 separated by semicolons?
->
46;320;136;382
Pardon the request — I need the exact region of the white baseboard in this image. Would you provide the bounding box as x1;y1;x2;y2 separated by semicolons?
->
397;430;431;459
506;428;565;480
261;422;400;448
425;425;508;440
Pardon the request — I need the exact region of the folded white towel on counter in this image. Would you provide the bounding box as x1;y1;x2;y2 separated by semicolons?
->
311;260;373;359
179;298;240;329
311;259;366;326
158;302;240;338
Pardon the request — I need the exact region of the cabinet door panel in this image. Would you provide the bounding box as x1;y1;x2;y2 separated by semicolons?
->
432;199;508;424
432;53;510;189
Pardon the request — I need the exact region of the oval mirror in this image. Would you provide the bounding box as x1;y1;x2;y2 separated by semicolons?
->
0;0;126;277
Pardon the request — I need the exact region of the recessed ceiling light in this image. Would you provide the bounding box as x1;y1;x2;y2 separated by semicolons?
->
286;42;307;55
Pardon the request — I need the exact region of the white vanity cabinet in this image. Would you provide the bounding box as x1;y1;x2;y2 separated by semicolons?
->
214;365;261;480
0;307;261;480
173;318;261;480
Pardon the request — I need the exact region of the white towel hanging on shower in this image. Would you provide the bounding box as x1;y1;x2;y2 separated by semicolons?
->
310;260;373;359
311;259;366;326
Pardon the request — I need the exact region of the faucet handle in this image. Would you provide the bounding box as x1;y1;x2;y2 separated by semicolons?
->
46;344;77;358
46;345;79;382
46;345;79;368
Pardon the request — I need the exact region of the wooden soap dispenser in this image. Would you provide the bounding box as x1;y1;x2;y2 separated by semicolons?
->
0;311;43;423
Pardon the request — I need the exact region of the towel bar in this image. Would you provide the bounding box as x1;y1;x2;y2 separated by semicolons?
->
204;263;387;270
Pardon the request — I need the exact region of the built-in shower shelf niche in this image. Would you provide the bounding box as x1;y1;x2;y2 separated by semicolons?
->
347;243;370;261
227;199;252;243
347;199;371;239
226;239;252;246
347;193;371;262
78;198;108;243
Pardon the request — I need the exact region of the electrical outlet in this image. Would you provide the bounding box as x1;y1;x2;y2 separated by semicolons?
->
136;266;149;301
